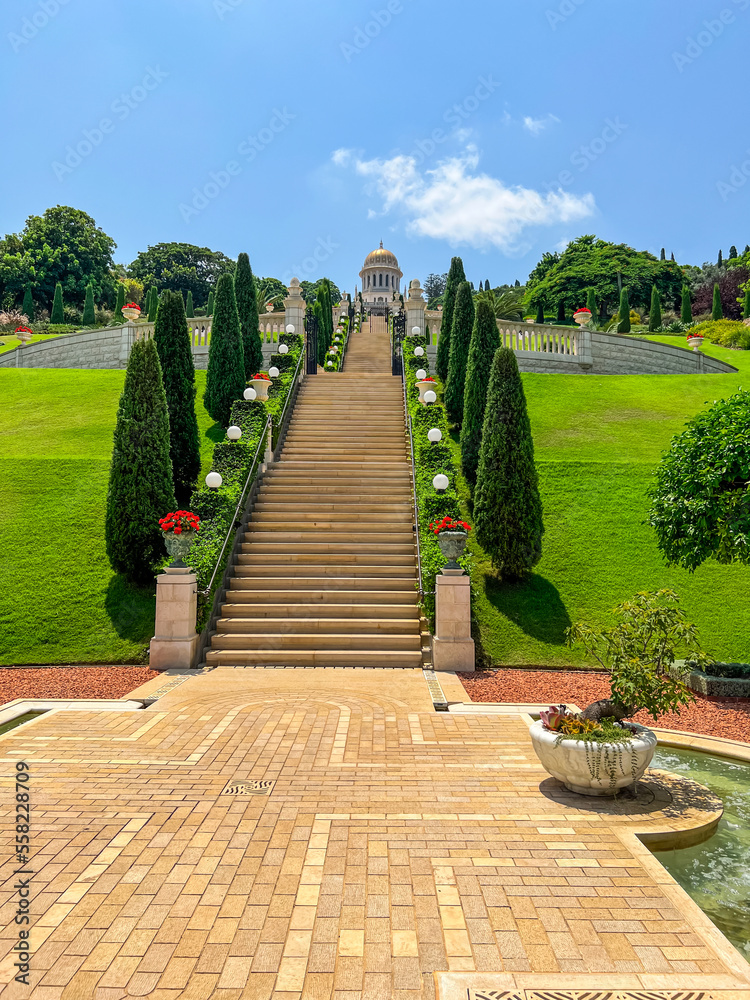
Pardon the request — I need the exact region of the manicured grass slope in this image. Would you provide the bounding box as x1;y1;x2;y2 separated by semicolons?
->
469;341;750;666
0;369;218;665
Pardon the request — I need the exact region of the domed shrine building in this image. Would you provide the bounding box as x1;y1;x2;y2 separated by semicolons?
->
358;242;403;310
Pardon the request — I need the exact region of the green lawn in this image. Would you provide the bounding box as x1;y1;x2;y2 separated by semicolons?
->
467;339;750;667
0;369;220;665
0;333;70;355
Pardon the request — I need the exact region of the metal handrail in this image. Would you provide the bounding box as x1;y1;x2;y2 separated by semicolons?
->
401;362;424;601
201;414;272;596
272;343;305;451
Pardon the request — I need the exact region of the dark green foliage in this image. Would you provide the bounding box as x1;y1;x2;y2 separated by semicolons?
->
535;300;545;324
105;339;176;584
648;285;662;332
744;287;750;319
556;299;566;324
681;286;692;325
729;245;738;260
474;347;544;577
128;242;235;307
617;289;631;333
586;287;597;321
185;290;194;317
313;299;326;367
115;283;125;317
712;283;723;320
153;290;201;503
444;281;475;424
22;285;34;321
207;290;215;315
717;249;723;267
648;390;750;570
148;287;157;323
234;253;263;378
436;257;466;381
50;283;64;324
660;248;666;261
203;272;245;426
484;279;490;291
460;301;500;485
82;283;95;326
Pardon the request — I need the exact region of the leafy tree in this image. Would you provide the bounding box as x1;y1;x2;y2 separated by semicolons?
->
207;290;215;315
50;282;64;324
567;591;707;722
460;301;500;484
744;287;750;319
475;286;523;321
444;282;475;424
0;206;116;311
203;272;245;426
729;245;738;260
526;250;560;289
82;283;96;326
436;257;466;381
526;235;683;319
22;285;34;321
535;299;545;324
256;276;287;306
474;347;544;577
300;277;342;304
154;290;200;503
128;242;235;308
693;266;748;320
617;289;631;333
185;290;194;317
555;299;566;324
424;272;448;301
712;283;723;320
115;282;125;317
681;285;692;325
647;390;750;570
648;285;662;332
234;252;263;378
105;338;176;584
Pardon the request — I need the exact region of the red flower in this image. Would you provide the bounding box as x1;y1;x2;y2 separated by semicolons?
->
574;307;591;314
160;510;200;533
124;302;141;310
15;326;33;334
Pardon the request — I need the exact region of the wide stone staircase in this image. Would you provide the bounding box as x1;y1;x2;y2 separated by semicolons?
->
205;315;426;668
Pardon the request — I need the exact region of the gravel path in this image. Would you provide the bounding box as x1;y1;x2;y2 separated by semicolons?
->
459;668;750;744
0;666;160;704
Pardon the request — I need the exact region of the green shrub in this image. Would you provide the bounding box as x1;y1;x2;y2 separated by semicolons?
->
460;301;499;485
203;272;245;426
51;283;64;325
648;285;661;332
444;281;475;425
681;285;692;325
712;283;723;321
617;289;631;333
235;252;263;378
689;318;750;348
436;257;466;381
186;290;194;317
22;286;34;321
115;283;125;317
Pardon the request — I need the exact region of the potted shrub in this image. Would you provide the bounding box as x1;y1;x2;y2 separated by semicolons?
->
15;325;33;345
430;516;472;571
122;302;141;322
416;374;437;404
529;590;712;796
573;307;592;326
686;331;704;351
248;372;272;401
159;510;200;569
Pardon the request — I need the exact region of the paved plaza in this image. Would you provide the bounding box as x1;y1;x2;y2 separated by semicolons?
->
0;668;748;999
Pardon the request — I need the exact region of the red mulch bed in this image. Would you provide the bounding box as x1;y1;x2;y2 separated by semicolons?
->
0;666;159;705
459;668;750;744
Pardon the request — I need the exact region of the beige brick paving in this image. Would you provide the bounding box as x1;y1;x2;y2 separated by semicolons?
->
0;667;747;998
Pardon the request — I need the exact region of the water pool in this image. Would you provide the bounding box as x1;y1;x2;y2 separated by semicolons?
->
0;711;46;736
651;746;750;958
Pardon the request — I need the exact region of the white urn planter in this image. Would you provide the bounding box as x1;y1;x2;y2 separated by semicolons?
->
416;379;436;403
248;377;271;401
529;720;657;796
686;336;704;352
122;306;141;322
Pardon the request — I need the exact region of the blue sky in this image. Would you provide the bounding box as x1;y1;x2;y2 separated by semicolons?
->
2;0;748;292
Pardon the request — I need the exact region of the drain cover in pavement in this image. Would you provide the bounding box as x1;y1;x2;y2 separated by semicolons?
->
221;779;275;796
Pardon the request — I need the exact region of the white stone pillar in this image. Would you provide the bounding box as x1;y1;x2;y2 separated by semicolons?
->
149;567;200;670
284;278;305;339
118;321;137;367
406;280;427;337
576;324;593;371
432;571;475;672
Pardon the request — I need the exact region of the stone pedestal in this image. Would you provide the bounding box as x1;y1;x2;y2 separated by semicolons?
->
406;279;426;337
284;278;306;340
149;567;200;671
432;571;475;672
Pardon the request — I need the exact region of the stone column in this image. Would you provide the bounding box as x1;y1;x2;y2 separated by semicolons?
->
432;571;475;672
149;567;200;670
118;320;137;368
284;278;305;339
576;323;593;371
406;280;426;337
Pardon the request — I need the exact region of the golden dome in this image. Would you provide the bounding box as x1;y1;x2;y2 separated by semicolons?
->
363;241;399;268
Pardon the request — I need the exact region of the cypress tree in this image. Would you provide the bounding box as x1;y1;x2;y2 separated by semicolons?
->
105;338;176;584
82;283;96;326
234;253;263;378
717;249;723;267
671;252;675;261
484;279;491;291
317;281;333;367
729;245;738;260
313;299;325;368
148;287;158;323
586;287;597;324
436;257;466;381
460;301;500;485
444;281;475;424
681;286;692;325
535;299;545;324
617;289;631;333
556;299;566;324
474;347;544;577
745;245;750;255
660;248;666;261
207;290;215;315
154;289;201;504
744;287;750;319
203;272;246;425
648;285;662;332
115;283;125;317
22;285;34;321
514;279;521;287
186;290;194;317
712;283;723;320
51;282;64;324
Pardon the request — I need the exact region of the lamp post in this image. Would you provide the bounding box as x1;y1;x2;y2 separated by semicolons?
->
427;428;442;443
433;473;449;494
206;472;223;490
227;426;242;442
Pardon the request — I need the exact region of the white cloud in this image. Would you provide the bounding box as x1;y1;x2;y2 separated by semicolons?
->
523;113;560;136
331;147;352;166
337;146;595;252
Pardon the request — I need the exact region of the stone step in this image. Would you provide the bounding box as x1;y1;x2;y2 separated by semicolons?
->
220;601;419;619
228;577;416;592
233;563;416;578
204;649;423;668
215;617;420;635
252;502;412;514
240;540;415;554
210;632;422;651
257;487;413;498
243;531;414;545
248;517;414;531
237;552;415;567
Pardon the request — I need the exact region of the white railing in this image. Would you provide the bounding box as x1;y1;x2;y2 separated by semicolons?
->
497;320;578;356
134;312;283;350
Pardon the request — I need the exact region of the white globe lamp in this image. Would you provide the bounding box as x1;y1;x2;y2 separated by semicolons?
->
416;369;427;381
412;326;421;336
424;390;437;404
278;344;289;354
286;324;295;334
226;425;242;442
433;473;449;494
243;387;257;401
414;346;425;357
206;471;223;490
427;428;442;443
268;366;280;378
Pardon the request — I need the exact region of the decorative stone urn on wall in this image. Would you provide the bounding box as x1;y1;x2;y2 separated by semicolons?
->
248;375;271;401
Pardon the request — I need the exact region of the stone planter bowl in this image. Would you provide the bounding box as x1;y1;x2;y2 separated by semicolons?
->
416;379;436;403
686;337;704;352
122;307;141;322
162;529;197;569
529;719;657;796
436;530;468;571
249;377;271;401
